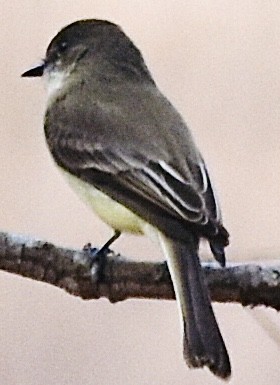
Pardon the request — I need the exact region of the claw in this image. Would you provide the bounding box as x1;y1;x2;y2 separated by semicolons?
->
83;231;121;282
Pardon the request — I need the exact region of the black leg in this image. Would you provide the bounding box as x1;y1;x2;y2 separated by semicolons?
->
97;230;121;255
85;230;121;282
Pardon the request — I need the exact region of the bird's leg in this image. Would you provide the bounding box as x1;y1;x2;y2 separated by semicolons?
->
84;230;121;282
97;230;121;255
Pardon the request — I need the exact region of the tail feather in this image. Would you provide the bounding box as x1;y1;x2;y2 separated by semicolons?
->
159;234;231;379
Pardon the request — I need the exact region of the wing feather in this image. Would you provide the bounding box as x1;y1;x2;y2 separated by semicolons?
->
51;137;226;241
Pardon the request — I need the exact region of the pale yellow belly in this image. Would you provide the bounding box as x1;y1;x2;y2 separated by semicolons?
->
59;168;149;235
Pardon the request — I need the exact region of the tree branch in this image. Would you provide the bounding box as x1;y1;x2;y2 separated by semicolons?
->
0;231;280;310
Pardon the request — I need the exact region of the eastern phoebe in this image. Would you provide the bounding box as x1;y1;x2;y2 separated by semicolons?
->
22;19;231;378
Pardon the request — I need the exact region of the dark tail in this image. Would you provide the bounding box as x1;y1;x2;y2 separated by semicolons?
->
159;235;231;379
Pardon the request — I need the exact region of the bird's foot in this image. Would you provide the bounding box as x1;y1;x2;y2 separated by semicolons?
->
83;230;121;282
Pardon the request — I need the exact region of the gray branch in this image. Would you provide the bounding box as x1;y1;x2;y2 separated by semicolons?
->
0;231;280;310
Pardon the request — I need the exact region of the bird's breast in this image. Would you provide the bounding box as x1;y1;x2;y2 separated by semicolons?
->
59;167;151;235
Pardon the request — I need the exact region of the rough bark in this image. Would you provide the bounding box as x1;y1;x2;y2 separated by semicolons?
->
0;231;280;310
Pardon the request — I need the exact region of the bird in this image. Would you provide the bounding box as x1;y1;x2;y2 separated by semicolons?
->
22;19;231;378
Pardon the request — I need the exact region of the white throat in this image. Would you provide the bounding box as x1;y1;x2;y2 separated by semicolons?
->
44;69;69;99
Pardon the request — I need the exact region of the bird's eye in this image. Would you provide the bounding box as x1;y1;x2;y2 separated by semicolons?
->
59;41;68;52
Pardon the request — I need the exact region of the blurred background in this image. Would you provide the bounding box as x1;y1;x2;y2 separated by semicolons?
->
1;1;280;384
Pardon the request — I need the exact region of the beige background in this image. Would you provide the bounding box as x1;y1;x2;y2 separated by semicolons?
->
1;1;280;384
